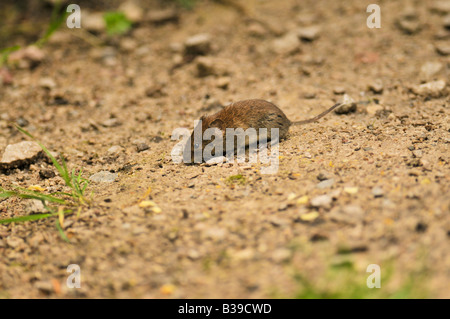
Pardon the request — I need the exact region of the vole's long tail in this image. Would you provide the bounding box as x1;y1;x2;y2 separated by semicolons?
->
291;102;342;126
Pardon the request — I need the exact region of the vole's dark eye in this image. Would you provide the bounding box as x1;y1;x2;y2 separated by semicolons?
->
194;143;200;149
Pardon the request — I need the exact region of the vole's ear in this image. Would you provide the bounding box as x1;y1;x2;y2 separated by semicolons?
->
209;118;224;130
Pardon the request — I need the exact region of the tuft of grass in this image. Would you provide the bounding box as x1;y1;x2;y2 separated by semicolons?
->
226;174;246;185
290;259;430;299
103;12;132;35
0;45;20;66
15;125;89;205
0;1;67;67
0;125;91;241
35;1;68;47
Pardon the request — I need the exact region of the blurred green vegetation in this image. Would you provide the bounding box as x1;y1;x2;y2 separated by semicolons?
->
295;262;429;299
103;12;132;35
174;0;198;9
270;257;431;299
0;0;203;62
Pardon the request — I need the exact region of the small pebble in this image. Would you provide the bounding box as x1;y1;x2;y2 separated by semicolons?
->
372;186;384;198
0;141;43;169
195;56;232;77
101;118;122;128
420;61;443;79
396;18;422;34
271;248;291;263
83;12;106;32
145;83;166;98
204;156;227;166
443;14;450;29
8;46;45;69
247;22;267;37
25;199;46;214
317;172;332;181
39;77;56;89
435;43;450;56
184;33;211;56
39;169;55;179
16;117;29;127
6;236;25;248
335;94;357;114
317;179;334;189
107;145;122;155
333;86;346;95
34;281;54;295
310;194;332;207
136;143;150;152
368;80;383;94
119;1;144;23
89;171;118;183
412;150;423;158
216;76;230;89
412;80;446;97
297;25;321;41
366;104;384;116
271;31;300;55
430;1;450;15
329;205;364;225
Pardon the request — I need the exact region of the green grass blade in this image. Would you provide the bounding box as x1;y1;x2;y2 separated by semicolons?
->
55;219;70;243
2;186;67;204
0;190;16;198
50;191;73;197
60;155;72;187
35;2;68;47
0;45;21;66
16;193;66;204
15;125;72;187
12;186;67;204
0;213;53;224
81;181;88;193
72;175;82;195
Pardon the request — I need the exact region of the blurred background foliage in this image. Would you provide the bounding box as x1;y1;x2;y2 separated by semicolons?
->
0;0;200;50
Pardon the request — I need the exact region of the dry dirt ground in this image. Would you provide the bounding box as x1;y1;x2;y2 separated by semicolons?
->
0;0;449;298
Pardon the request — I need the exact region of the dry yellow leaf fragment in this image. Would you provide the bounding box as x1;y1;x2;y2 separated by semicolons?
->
152;206;162;214
28;185;46;192
299;211;319;221
160;284;175;295
344;187;359;194
139;200;156;208
296;195;309;205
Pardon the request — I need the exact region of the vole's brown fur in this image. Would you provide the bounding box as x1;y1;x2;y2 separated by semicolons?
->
186;99;341;162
